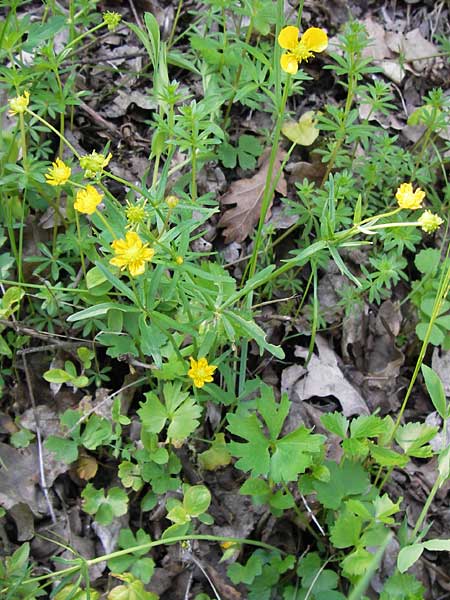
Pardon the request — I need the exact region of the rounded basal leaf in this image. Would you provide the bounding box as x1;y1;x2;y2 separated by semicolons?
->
281;111;320;146
183;484;211;517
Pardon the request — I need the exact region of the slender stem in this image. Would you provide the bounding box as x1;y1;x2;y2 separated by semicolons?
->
247;78;290;280
25;109;80;158
191;150;197;202
75;211;87;280
222;19;254;126
94;209;116;239
411;477;441;540
167;0;183;48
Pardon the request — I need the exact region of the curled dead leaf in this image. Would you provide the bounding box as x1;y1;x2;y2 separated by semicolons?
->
282;111;320;146
76;454;98;480
218;147;287;243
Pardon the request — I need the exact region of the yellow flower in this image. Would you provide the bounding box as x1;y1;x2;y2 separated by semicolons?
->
8;90;30;115
175;256;184;265
103;11;122;31
125;200;147;229
74;185;103;214
278;26;328;74
188;356;217;388
45;158;71;186
165;195;179;209
79;150;112;178
109;231;155;277
395;183;425;210
418;210;443;233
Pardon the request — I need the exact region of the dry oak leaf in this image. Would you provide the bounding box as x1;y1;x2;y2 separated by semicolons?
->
218;147;287;243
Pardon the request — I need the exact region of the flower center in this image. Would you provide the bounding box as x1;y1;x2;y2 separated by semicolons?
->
293;41;314;62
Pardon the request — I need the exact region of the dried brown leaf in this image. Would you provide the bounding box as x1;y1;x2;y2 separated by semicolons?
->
218;147;287;243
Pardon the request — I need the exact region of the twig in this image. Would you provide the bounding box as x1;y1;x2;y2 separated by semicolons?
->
22;353;57;523
127;0;143;29
182;545;222;600
301;494;325;536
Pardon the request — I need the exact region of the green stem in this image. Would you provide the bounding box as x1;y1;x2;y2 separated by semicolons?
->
411;476;441;540
191;150;197;202
26;110;80;158
94;209;117;239
222;19;254;126
167;0;183;48
247;77;290;280
12;534;283;592
320;54;357;186
390;261;450;442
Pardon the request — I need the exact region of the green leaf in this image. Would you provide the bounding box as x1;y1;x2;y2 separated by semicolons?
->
369;444;409;468
183;485;211;517
311;461;370;510
271;426;324;483
43;369;72;384
397;544;424;573
108;578;157;600
373;493;402;524
227;552;263;585
414;248;441;275
217;141;237;168
423;538;450;551
321;412;349;438
81;415;113;450
330;512;363;548
421;364;447;419
82;484;128;525
198;433;231;470
45;436;79;463
380;572;425;600
10;429;34;448
350;415;385;439
227;413;271;477
138;391;167;433
257;386;290;440
395;422;437;458
341;547;373;576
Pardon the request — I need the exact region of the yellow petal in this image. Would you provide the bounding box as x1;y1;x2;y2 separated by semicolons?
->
280;53;298;74
301;27;328;53
278;26;299;50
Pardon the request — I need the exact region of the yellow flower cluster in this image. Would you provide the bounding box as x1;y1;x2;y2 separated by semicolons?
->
125;200;147;229
278;26;328;74
45;158;71;186
79;150;112;178
418;210;443;234
395;183;425;210
103;11;122;31
109;231;155;277
74;185;103;214
187;357;217;388
8;90;30;115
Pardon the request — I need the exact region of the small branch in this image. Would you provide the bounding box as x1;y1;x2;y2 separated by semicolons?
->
22;354;56;523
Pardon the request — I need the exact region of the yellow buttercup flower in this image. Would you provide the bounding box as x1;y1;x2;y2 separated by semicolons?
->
74;185;103;215
278;26;328;75
175;256;184;265
110;231;155;277
395;183;425;210
418;210;443;233
188;357;217;388
79;150;112;178
8;90;30;115
45;158;71;186
103;11;122;31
